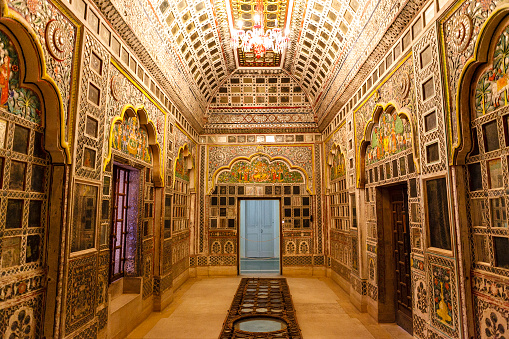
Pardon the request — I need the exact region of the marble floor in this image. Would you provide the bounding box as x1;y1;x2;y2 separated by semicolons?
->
127;276;413;339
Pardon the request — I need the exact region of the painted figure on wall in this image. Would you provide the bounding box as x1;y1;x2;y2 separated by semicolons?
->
365;111;412;165
0;55;11;104
175;149;190;182
330;150;346;181
217;157;304;184
475;25;509;117
0;30;41;125
112;115;152;163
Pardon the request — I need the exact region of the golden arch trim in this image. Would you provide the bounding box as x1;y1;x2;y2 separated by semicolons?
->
104;104;164;186
209;152;312;195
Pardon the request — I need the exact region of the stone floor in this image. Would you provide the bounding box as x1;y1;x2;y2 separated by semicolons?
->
127;276;413;339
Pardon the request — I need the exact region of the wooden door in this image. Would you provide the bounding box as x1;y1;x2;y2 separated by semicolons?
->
110;166;130;282
390;188;413;334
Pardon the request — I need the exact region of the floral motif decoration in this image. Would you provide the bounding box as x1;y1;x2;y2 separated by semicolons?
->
217;156;304;184
224;241;234;254
330;148;346;181
0;30;41;125
110;74;124;101
45;20;70;61
0;275;43;303
365;111;412;165
450;14;473;54
111;115;152;163
473;275;509;303
432;265;454;327
416;280;428;314
411;256;425;271
482;310;507;339
4;307;34;338
475;24;509;117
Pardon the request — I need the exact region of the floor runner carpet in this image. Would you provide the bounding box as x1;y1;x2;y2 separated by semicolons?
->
219;278;302;338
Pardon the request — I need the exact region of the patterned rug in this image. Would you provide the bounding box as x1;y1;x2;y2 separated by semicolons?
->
219;278;302;338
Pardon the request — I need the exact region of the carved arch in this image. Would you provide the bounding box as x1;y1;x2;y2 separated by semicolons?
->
173;143;195;189
0;3;69;163
210;152;310;194
327;143;347;185
357;102;419;187
455;5;509;164
104;105;163;186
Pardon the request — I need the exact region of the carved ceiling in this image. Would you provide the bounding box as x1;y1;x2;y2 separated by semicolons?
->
97;0;413;132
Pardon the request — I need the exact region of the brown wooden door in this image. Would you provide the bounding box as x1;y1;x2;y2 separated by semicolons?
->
390;188;413;334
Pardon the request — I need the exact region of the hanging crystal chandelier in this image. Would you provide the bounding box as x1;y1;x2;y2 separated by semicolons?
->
231;0;288;59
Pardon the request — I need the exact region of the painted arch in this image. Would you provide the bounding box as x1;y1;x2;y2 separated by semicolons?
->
173;143;195;189
105;105;163;186
210;153;309;194
327;143;346;183
455;5;509;164
358;102;419;187
0;3;69;163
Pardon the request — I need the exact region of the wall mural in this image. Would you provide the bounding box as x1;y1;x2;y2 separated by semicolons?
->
355;57;416;154
217;156;304;184
441;0;502;159
207;145;314;193
432;265;453;326
107;67;166;151
175;148;190;182
329;148;346;181
9;0;78;147
0;30;41;125
475;24;509;117
111;115;152;163
365;111;412;165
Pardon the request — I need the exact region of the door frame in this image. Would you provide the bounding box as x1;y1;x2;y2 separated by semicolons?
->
108;158;143;282
237;197;282;275
376;182;413;334
110;164;133;282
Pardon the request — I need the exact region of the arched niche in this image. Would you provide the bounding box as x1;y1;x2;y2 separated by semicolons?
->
455;5;509;164
104;104;163;186
173;143;195;189
0;4;68;163
327;143;347;186
210;153;310;194
358;103;419;187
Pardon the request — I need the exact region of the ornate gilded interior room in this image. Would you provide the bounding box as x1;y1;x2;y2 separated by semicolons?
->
0;0;508;337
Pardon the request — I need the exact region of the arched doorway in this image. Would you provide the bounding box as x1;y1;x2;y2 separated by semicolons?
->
0;14;67;337
359;103;418;334
210;154;310;275
455;11;509;338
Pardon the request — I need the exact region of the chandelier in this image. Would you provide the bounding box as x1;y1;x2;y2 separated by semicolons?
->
231;0;288;59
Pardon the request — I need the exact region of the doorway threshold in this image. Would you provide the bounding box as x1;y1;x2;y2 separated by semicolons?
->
240;258;280;274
